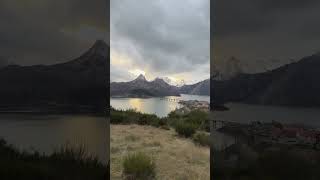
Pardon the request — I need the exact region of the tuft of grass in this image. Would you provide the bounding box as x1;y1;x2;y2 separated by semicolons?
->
122;152;156;180
125;135;140;142
192;132;211;147
0;139;108;180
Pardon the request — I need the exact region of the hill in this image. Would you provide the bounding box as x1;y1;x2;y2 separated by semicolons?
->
212;53;320;107
0;40;109;113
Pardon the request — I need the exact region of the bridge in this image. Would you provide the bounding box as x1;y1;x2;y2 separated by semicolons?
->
160;97;180;102
210;120;228;130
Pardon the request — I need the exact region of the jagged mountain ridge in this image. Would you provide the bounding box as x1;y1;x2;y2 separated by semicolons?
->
179;79;210;96
111;75;209;97
0;40;109;112
111;75;180;97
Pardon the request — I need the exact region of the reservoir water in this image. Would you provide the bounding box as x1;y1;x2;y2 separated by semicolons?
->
210;103;320;149
213;103;320;128
0;114;109;163
111;94;210;117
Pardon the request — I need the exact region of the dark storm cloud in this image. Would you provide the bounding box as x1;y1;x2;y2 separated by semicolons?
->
213;0;320;37
0;0;109;65
111;0;210;82
212;0;320;73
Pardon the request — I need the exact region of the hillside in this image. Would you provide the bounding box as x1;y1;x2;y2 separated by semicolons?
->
0;40;109;113
179;79;210;96
212;53;320;107
110;124;209;179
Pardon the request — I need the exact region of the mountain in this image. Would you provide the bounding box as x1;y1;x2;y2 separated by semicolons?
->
179;79;210;96
212;53;320;107
111;75;210;97
0;40;109;113
162;77;185;87
110;75;180;97
212;56;243;80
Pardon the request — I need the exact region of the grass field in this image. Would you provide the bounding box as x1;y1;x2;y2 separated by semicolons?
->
0;139;108;179
110;124;210;180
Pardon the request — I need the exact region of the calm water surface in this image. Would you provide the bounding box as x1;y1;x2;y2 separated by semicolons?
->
212;103;320;149
111;94;210;117
0;114;109;163
214;103;320;128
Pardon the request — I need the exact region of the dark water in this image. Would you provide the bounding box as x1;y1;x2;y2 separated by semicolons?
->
214;103;320;128
0;114;109;163
111;94;210;117
211;103;320;149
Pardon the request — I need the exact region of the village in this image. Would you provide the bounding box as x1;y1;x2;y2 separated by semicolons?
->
217;120;320;149
249;121;320;148
175;100;210;114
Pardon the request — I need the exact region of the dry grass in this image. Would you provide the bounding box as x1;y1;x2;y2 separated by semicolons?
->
111;124;210;180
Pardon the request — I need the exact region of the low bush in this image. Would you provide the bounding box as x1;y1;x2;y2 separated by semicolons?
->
183;110;209;131
174;122;197;138
193;132;211;147
122;152;156;180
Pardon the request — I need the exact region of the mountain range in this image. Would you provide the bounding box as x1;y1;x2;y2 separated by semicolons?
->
212;52;320;107
111;75;210;97
0;40;109;113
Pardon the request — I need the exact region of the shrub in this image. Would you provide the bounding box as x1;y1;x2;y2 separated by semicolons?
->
193;132;211;146
184;110;209;131
122;152;156;180
174;122;197;138
110;111;125;124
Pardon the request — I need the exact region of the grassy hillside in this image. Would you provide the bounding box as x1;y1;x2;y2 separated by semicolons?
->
110;124;209;179
0;139;108;179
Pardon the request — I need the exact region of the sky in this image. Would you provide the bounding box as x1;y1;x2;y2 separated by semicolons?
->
110;0;210;84
0;0;109;66
212;0;320;74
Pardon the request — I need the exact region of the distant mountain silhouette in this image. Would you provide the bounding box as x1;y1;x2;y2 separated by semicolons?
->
179;79;210;96
0;40;109;113
111;75;180;97
111;75;209;97
212;53;320;107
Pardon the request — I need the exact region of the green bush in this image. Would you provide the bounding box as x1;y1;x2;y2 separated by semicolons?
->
193;132;211;146
122;152;156;180
110;110;125;124
174;122;197;138
183;110;209;131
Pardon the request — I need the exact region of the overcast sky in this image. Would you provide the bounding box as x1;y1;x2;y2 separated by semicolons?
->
212;0;320;73
111;0;210;84
0;0;109;66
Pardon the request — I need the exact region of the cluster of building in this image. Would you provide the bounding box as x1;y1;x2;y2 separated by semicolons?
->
249;121;320;148
177;100;209;113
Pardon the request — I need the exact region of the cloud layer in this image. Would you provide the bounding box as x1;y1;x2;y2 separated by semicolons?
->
111;0;210;84
212;0;320;73
0;0;109;65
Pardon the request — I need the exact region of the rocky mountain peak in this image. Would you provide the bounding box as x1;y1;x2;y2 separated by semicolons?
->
153;77;168;84
135;74;147;81
86;40;109;58
67;40;108;67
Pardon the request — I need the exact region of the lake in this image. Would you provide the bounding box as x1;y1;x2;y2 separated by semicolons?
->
0;114;109;163
211;103;320;149
213;103;320;128
110;94;210;117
